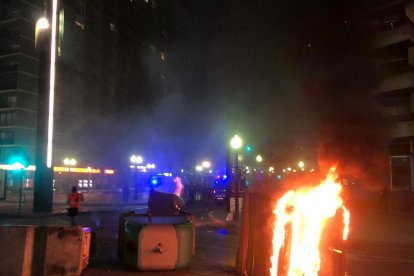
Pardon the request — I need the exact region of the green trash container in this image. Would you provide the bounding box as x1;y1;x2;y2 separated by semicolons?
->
119;214;194;271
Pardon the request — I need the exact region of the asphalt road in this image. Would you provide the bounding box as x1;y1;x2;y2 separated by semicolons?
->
79;204;239;276
1;198;414;275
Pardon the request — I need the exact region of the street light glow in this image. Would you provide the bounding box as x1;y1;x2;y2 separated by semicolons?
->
230;135;243;149
256;154;263;163
130;154;143;164
202;161;211;168
63;158;77;166
46;0;59;168
298;161;305;168
195;165;203;172
36;17;50;30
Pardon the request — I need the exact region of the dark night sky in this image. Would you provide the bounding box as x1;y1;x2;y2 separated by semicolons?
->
118;0;388;178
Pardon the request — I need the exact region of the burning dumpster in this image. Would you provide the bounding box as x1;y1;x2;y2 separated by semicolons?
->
237;166;349;276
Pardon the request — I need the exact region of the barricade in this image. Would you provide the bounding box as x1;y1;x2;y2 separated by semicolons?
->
0;225;35;276
0;225;92;276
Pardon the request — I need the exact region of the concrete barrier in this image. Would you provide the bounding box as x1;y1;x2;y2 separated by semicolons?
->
33;226;92;276
0;226;35;276
0;225;92;276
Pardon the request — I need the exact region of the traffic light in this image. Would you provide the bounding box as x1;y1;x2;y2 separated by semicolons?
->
9;154;29;170
245;145;252;154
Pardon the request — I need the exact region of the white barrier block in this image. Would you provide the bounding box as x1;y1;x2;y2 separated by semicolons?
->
40;226;91;276
0;226;35;276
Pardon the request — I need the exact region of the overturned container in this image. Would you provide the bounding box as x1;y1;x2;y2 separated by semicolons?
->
118;212;194;271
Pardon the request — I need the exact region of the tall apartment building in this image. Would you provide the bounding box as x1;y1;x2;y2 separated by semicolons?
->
0;0;166;168
369;0;414;200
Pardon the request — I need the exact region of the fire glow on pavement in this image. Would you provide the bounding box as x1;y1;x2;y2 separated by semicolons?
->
270;166;350;276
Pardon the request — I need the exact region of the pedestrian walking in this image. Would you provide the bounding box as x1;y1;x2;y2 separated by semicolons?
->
67;186;84;226
122;182;130;205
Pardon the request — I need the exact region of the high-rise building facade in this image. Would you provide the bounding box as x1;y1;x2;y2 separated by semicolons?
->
0;0;166;168
369;0;414;201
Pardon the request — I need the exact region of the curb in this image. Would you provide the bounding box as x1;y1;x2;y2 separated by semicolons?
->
0;206;147;219
207;210;239;228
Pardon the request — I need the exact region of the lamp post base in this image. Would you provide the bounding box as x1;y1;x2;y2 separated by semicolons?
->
33;167;54;212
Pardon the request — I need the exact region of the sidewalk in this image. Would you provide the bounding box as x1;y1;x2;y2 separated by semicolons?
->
0;190;147;217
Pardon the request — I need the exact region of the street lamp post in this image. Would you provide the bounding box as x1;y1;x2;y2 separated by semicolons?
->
256;154;263;182
230;135;243;221
33;0;59;212
130;154;143;199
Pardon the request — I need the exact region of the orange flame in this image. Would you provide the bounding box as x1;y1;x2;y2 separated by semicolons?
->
270;167;350;276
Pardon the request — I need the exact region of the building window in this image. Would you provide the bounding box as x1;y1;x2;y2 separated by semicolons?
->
7;96;16;108
0;112;15;126
0;130;14;144
11;44;19;53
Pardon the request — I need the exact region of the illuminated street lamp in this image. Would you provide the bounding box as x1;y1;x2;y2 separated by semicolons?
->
256;154;263;163
63;158;77;166
33;0;59;213
298;161;305;169
230;135;243;150
195;165;203;172
230;135;243;221
202;161;211;169
130;154;143;164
